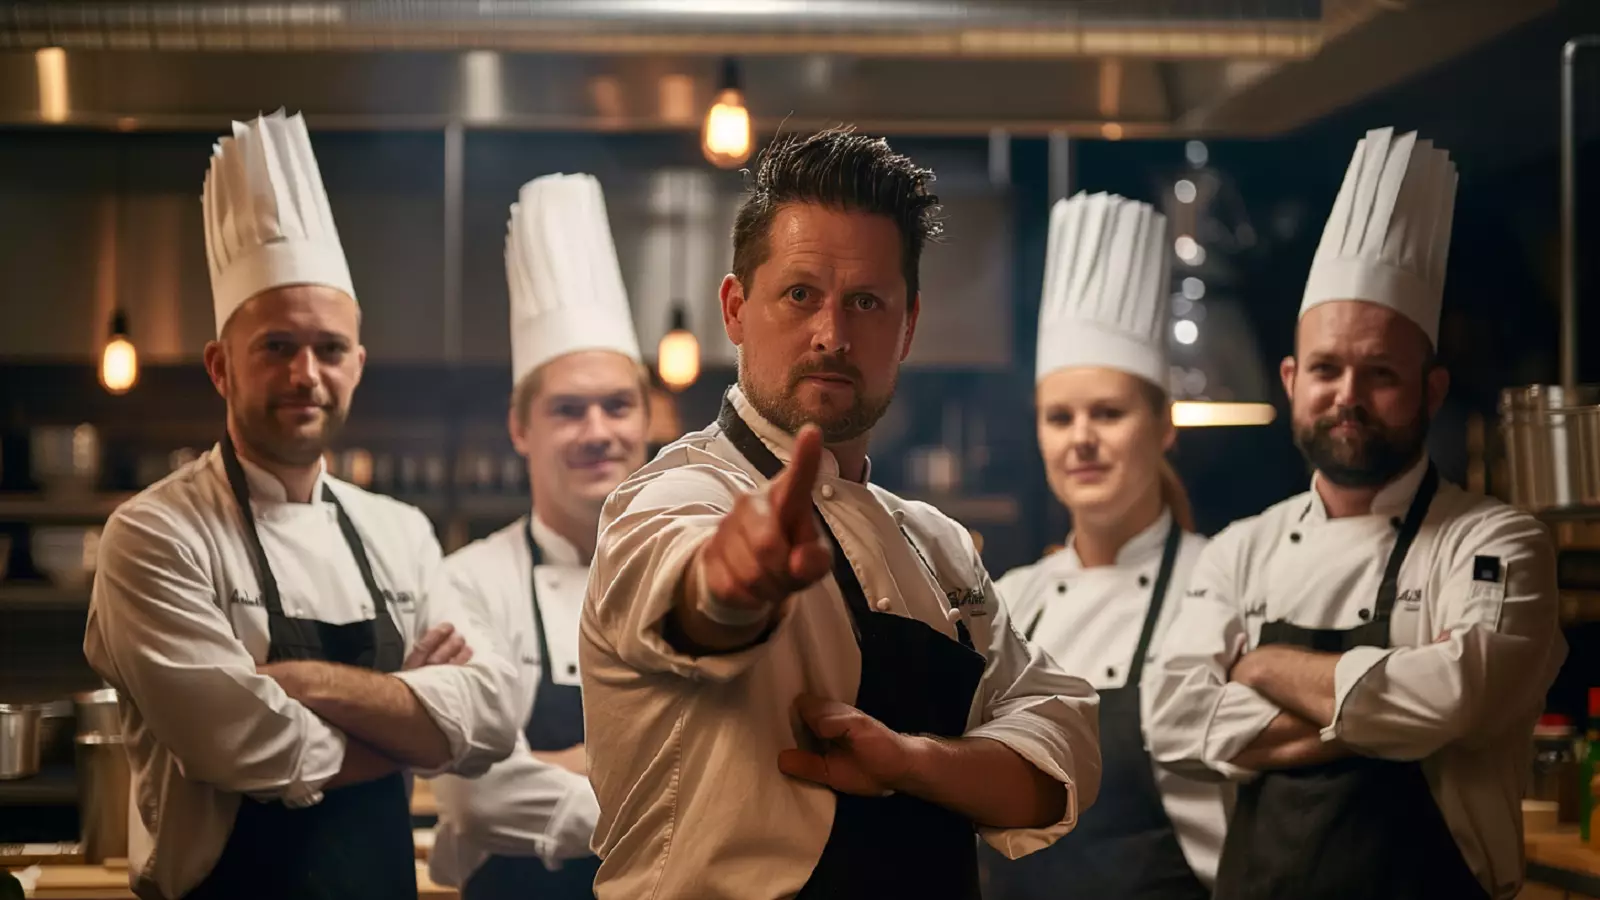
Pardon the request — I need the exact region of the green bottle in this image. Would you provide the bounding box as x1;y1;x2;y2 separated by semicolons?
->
1583;688;1600;843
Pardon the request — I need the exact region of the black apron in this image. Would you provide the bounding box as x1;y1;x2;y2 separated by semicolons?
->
716;398;989;900
461;523;601;900
981;521;1209;900
1213;464;1490;900
184;436;417;900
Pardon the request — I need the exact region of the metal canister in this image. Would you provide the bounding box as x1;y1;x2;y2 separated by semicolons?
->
1498;384;1600;511
75;732;130;863
72;688;120;738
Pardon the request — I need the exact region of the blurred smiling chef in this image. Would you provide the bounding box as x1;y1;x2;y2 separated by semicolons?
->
1145;127;1566;900
84;110;519;900
580;127;1101;900
427;173;650;900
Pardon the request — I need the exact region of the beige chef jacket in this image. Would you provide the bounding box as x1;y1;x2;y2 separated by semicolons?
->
997;509;1231;886
428;516;602;885
84;447;520;900
1144;458;1566;899
580;387;1102;900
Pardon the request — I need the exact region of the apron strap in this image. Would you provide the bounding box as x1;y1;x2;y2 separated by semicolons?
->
219;435;390;618
1126;519;1183;684
715;395;877;641
1372;463;1440;629
522;520;557;685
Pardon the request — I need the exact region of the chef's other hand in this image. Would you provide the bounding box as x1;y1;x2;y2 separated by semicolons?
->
531;743;587;776
404;623;473;670
777;694;911;797
698;424;833;614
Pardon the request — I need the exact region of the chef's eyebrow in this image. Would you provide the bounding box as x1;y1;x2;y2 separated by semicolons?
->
253;329;352;347
545;388;640;406
772;267;898;296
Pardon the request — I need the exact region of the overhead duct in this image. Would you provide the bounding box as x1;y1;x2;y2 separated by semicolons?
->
1;0;1323;59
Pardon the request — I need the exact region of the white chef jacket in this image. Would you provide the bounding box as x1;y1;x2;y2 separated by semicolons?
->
84;446;521;900
1144;458;1566;900
579;387;1102;900
996;509;1231;887
428;515;602;886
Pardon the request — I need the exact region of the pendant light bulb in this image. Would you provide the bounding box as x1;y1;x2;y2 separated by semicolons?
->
702;58;752;169
658;306;700;392
100;309;138;395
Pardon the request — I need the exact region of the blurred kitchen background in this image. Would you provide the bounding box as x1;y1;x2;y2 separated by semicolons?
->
0;0;1598;847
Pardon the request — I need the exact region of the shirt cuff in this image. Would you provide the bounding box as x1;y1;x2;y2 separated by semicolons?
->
543;779;602;866
1319;645;1397;743
1203;682;1282;781
276;711;347;808
967;716;1080;859
392;668;473;777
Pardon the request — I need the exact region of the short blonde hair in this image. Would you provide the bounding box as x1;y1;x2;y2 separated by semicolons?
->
511;359;653;432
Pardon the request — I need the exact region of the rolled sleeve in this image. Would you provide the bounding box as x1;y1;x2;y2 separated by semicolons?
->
586;459;795;684
1146;528;1281;782
396;513;521;777
85;502;346;804
969;571;1102;858
1321;509;1565;759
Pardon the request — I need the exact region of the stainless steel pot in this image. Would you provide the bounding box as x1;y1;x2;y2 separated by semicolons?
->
0;703;42;780
1499;384;1600;512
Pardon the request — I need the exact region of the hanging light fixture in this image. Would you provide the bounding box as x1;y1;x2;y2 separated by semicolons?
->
99;309;138;395
657;305;700;392
701;57;752;169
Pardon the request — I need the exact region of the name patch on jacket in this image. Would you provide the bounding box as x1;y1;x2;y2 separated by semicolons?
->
947;586;988;617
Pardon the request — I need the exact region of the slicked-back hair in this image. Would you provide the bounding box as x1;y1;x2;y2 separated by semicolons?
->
730;126;942;301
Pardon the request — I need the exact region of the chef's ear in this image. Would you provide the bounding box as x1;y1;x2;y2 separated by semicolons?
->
1279;355;1297;402
720;273;747;345
202;339;228;399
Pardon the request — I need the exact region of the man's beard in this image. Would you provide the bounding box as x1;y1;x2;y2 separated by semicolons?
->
1294;403;1428;488
739;354;896;444
229;384;346;467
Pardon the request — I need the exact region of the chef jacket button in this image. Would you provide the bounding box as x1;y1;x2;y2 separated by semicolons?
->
567;664;578;676
875;597;893;612
820;484;836;500
1390;517;1403;529
1138;575;1150;587
1056;583;1068;595
1106;666;1117;678
1289;532;1302;543
1358;608;1372;621
945;607;962;624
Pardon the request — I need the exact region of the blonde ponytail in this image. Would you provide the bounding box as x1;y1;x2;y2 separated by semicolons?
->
1158;457;1196;533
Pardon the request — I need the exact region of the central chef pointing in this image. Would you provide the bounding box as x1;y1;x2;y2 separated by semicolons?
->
83;111;519;900
579;127;1101;900
428;172;650;900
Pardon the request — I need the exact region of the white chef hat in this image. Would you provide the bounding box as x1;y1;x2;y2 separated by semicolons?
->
202;110;355;336
1036;191;1170;388
506;173;641;385
1300;126;1458;346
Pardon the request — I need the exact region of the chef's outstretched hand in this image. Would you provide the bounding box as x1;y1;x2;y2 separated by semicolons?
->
777;694;911;797
698;424;833;614
404;623;473;670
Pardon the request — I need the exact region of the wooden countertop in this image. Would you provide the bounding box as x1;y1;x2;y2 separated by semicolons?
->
5;860;456;899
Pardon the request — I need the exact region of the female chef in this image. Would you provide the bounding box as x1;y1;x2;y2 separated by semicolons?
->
981;192;1229;900
426;173;650;900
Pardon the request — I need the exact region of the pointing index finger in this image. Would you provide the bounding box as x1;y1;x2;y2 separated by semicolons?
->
772;425;824;535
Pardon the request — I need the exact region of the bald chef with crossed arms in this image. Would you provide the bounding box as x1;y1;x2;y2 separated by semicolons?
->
427;172;650;900
84;111;519;900
1145;127;1567;900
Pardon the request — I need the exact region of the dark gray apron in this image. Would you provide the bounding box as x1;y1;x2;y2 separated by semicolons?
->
184;436;417;900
